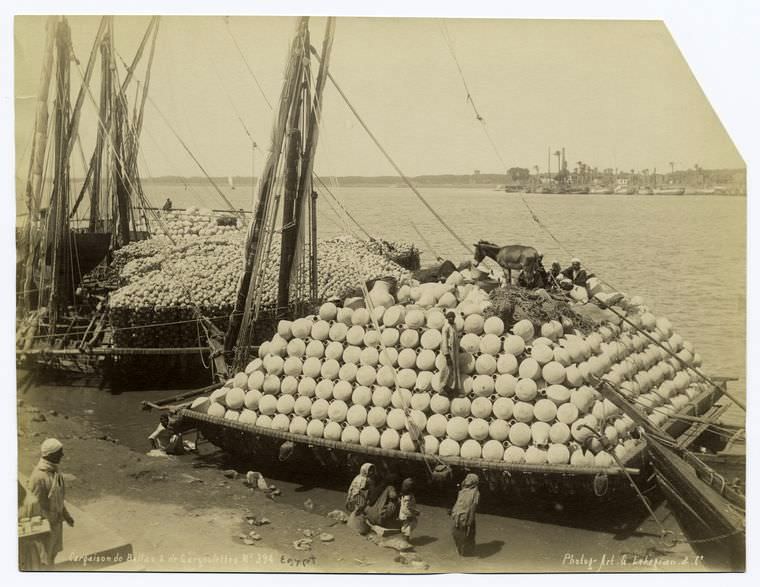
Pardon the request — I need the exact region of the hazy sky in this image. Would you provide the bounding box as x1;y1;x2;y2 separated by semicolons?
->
14;15;743;180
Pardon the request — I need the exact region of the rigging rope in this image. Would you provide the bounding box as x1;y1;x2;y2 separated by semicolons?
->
313;173;371;239
146;95;243;217
520;197;745;412
222;17;274;111
410;222;441;262
223;24;371;246
438;22;509;176
311;46;471;256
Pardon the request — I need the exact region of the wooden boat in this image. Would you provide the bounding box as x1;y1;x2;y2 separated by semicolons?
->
613;185;636;195
597;381;744;569
158;21;745;519
176;376;726;502
654;186;685;195
16;16;162;374
567;185;589;194
589;186;613;194
648;438;744;569
637;186;653;195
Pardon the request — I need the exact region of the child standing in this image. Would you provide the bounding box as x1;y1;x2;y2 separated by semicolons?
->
399;478;420;542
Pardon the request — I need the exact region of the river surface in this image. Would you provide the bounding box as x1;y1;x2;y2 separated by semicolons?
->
144;184;747;424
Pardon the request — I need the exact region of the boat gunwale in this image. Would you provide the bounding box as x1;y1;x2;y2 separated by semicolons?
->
175;378;724;478
178;409;639;476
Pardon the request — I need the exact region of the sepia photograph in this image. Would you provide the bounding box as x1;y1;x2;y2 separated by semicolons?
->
9;2;751;576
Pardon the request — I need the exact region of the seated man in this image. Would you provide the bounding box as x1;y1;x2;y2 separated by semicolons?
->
517;268;545;289
148;414;184;455
561;257;588;287
546;261;563;289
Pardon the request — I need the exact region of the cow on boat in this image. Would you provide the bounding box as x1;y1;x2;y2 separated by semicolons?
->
473;240;540;284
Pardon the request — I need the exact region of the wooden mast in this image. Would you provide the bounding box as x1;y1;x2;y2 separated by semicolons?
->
278;18;335;316
46;17;74;331
227;17;335;370
21;16;56;312
90;18;112;232
276;21;309;316
225;17;310;358
300;18;335;305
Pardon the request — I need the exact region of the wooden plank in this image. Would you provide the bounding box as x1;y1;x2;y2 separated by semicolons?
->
648;438;744;536
677;403;730;449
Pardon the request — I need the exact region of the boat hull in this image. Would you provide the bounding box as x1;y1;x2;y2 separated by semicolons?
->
653;188;685;195
72;231;112;281
177;384;723;503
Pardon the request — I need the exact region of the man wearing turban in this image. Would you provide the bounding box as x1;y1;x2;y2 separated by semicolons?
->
20;438;74;568
561;258;588;287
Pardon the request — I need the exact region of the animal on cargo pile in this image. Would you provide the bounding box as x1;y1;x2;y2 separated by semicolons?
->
473;241;539;284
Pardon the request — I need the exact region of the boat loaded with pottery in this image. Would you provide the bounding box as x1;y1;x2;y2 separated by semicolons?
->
178;273;725;499
168;22;745;565
20;16;743;563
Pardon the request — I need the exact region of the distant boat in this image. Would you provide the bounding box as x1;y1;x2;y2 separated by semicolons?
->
614;185;636;195
589;186;613;194
638;186;653;195
567;185;589;194
653;186;685;195
503;185;525;193
228;176;236;190
691;187;716;195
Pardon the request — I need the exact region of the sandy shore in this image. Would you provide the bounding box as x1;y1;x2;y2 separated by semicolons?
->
17;383;713;573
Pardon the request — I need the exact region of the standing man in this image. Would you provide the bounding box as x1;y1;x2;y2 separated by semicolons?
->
450;473;480;556
439;311;461;397
561;257;588;287
21;438;74;567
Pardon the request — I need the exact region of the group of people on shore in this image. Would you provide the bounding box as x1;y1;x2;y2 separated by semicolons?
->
345;463;480;557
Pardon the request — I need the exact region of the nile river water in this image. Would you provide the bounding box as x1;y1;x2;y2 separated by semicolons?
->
145;184;746;422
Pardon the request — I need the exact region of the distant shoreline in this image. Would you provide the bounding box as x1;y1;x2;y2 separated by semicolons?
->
138;179;746;195
137;170;746;193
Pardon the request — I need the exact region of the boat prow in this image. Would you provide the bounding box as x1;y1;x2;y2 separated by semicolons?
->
72;231;112;277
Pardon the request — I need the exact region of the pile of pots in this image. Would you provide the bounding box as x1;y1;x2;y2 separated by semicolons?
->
193;273;708;468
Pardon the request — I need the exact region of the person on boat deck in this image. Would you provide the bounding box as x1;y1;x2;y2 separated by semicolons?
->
399;478;421;542
450;473;480;557
162;198;173;211
148;413;184;455
546;261;562;289
517;267;545;289
365;483;400;528
345;463;376;515
561;257;588;287
20;438;75;568
439;311;461;397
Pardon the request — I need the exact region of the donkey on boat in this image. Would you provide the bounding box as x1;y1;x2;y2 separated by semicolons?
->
473;240;540;284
